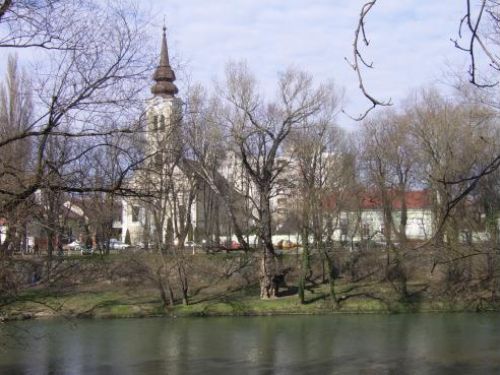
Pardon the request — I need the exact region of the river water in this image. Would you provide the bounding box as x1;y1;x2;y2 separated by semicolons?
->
0;314;499;374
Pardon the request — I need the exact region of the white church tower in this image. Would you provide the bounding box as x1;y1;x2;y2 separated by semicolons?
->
147;26;182;150
121;27;183;245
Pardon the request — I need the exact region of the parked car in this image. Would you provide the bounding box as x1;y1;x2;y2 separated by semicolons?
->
63;240;81;251
80;247;94;255
136;241;156;250
109;238;130;250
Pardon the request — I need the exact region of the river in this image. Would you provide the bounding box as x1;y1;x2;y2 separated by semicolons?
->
1;314;499;374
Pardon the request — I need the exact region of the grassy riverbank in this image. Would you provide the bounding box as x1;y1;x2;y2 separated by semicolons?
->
3;281;496;322
2;250;499;322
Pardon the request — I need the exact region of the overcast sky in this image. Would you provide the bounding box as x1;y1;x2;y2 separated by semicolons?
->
142;0;468;129
2;1;469;129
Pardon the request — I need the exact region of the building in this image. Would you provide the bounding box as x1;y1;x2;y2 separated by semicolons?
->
330;190;433;243
271;187;434;245
121;27;185;245
120;28;240;246
119;28;493;249
0;217;7;244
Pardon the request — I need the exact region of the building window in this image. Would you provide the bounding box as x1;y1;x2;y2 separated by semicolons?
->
155;153;163;167
159;114;166;130
340;218;348;236
151;115;158;130
362;223;370;238
131;206;140;222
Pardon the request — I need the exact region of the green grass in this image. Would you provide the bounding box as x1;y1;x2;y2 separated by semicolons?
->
2;279;498;322
1;288;164;320
173;283;392;317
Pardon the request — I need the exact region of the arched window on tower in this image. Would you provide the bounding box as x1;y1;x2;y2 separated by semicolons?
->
151;115;158;131
155;153;163;167
131;206;140;222
159;114;166;130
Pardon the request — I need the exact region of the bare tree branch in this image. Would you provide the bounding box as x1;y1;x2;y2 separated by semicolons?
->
453;0;500;87
344;0;392;121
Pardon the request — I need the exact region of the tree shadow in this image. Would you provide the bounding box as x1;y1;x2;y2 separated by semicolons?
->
399;284;429;312
190;283;260;305
304;292;330;304
277;286;298;297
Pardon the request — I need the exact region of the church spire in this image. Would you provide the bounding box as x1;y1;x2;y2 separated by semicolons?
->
151;27;178;97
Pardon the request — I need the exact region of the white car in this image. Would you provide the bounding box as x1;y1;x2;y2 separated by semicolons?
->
80;247;94;255
63;241;81;251
136;241;156;249
109;239;130;250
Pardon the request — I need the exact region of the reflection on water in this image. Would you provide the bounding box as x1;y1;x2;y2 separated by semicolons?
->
1;314;500;374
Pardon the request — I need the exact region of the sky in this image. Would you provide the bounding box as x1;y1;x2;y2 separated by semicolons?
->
144;0;468;129
1;1;469;130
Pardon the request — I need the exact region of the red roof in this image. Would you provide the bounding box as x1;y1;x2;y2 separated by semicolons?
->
361;190;431;210
325;190;431;211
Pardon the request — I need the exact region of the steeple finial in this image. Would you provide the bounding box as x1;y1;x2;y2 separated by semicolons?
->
151;26;178;97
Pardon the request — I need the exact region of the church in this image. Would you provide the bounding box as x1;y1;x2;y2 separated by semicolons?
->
119;28;441;249
120;28;242;247
120;27;191;246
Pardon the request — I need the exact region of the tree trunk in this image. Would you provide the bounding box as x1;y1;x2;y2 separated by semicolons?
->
324;253;339;308
381;191;393;248
175;255;189;306
298;238;310;304
157;264;175;308
298;201;311;304
260;249;279;299
258;187;280;299
398;189;408;245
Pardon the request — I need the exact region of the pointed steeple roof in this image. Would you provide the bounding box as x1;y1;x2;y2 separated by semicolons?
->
151;27;178;97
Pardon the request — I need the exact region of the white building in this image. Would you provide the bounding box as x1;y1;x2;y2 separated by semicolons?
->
121;27;188;245
0;217;6;244
332;190;434;243
119;29;486;249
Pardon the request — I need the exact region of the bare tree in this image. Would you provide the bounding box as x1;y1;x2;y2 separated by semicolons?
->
218;62;336;298
287;91;340;303
0;54;33;254
350;1;500;214
406;88;495;245
0;0;89;50
0;0;153;220
361;109;417;247
183;85;252;249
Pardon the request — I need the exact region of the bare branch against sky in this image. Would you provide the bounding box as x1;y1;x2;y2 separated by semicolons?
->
0;1;467;129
